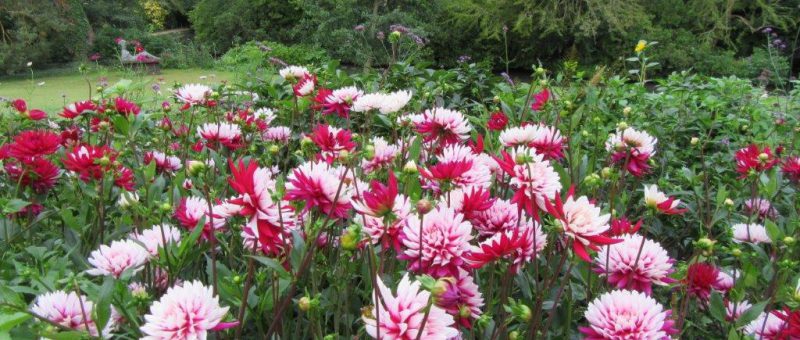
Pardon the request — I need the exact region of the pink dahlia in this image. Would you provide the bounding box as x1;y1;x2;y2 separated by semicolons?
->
86;239;149;278
435;268;484;328
362;137;400;174
643;184;686;215
744;198;778;220
726;300;753;322
175;83;211;107
129;224;182;256
263;126;291;142
444;186;494;223
63;144;116;182
141;280;237;339
4;157;60;193
580;290;678;339
415;107;472;147
31;291;113;337
782;156;800;183
278;65;309;81
351;90;412;114
174;196;226;240
732;223;771;244
745;311;789;340
735;144;778;178
605;127;657;177
363;274;458;339
353;172;410;250
471;199;519;237
528;124;565;161
112;97;140;117
594;234;676;294
7;130;61;158
495;147;562;217
684;262;720;300
308;124;356;163
545;192;619;262
487;111;508;131
465;220;546;274
293;73;316;97
606;217;642;236
322;86;363;117
424;144;493;191
61;100;97;119
399;207;473;277
144;151;182;173
285;161;353;219
197;122;243;150
530;88;550;111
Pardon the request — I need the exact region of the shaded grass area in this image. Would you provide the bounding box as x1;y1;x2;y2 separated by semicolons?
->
0;67;234;113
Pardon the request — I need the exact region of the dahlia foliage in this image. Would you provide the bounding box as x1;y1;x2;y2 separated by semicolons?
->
3;54;800;339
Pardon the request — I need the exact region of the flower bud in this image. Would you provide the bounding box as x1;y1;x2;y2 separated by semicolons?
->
623;106;632;115
340;224;362;251
364;145;375;160
187;160;206;176
690;137;699;145
616;121;628;130
301;136;313;147
338;150;351;162
117;191;139;208
233;275;242;284
515;153;530;165
298;296;312;312
509;331;520;340
492;96;500;103
389;31;402;43
403;160;418;174
783;236;796;246
538;79;547;86
269;145;280;154
731;248;742;257
535;67;545;75
695;237;715;254
601;167;614;179
758;153;770;161
96;86;104;92
581;130;590;137
724;198;734;206
97;156;111;166
183;179;193;190
459;305;471;319
416;199;433;215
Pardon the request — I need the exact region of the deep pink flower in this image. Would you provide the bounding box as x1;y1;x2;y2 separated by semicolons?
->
735;144;778;178
308;124;356;163
447;186;494;222
594;234;676;294
293;73;316;97
643;184;686;215
606;217;642;236
606;127;657;177
114;166;135;191
7;130;61;158
321;86;363;118
4;157;60;193
27;109;47;120
684;262;719;301
782;156;800;183
434;269;484;329
285;161;353;219
63;144;116;182
530;88;550;111
487;111;509;131
400;207;473;277
60;126;82;148
465;220;546;274
10;98;27;113
112;97;141;116
494;148;562;218
61;100;97;119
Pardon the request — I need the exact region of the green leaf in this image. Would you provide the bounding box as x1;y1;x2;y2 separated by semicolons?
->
249;255;290;278
764;220;782;243
735;301;768;328
708;291;726;322
111;115;130;135
39;330;87;340
94;277;114;333
290;229;306;273
408;137;422;162
2;199;30;214
0;312;30;331
178;217;206;259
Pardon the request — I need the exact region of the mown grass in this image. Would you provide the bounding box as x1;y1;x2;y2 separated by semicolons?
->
0;67;234;113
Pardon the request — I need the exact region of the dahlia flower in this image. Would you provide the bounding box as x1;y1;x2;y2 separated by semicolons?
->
471;198;518;236
732;223;772;244
606;217;642;236
279;65;309;80
175;84;212;106
643;184;686;215
487;111;508;131
197;122;243;150
530;88;550;111
415;107;472;147
444;186;494;223
63;145;115;181
735;144;779;178
594;234;675;294
319;86;363;117
580;290;678;339
726;300;753;322
253;107;277;125
684;262;720;300
174;196;226;240
605;127;657;177
31;291;113;337
744;198;778;220
362;137;399;174
293;74;316;97
10;98;26;112
61;100;97;119
782;156;800;183
129;224;182;256
465;220;546;274
7;130;61;158
86;239;149;278
114;166;136;191
545;192;618;262
399;207;473;277
60;126;83;148
528;124;565;160
285;161;353;219
422;144;493;191
4;157;60;193
435;268;484;328
495;148;562;217
499;125;536;147
308;124;356;163
745;311;788;339
362;274;458;339
713;270;736;292
263;126;291;142
352;172;411;250
112;97;140;116
141;280;237;339
351;90;412;114
227;159;295;256
144;151;182;173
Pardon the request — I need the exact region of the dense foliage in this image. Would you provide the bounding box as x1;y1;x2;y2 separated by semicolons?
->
1;42;800;339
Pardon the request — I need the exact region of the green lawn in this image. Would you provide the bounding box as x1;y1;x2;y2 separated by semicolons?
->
0;68;234;113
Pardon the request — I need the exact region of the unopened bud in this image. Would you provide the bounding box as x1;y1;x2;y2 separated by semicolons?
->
724;198;734;206
758;153;770;161
690;137;699;145
117;191;139;208
187;160;206;176
695;237;715;251
159;202;172;212
403;160;418;174
492;96;500;103
601;167;613;179
617;121;628;130
509;331;520;340
416;199;433;215
783;236;796;246
364;145;375;160
731;248;742;257
298;296;312;312
535;67;545;75
269;145;280;154
341;224;361;251
623;107;632;115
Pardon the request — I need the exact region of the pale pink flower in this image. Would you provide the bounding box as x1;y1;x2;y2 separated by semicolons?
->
326;86;363;106
129;224;182;256
253;108;277;125
745;311;788;339
86;239;149;278
31;291;113;337
499;125;536;147
144;151;182;173
726;300;753;322
175;84;211;106
744;198;778;220
415;107;472;146
351;90;412;114
363;274;458;339
263;126;291;142
197;122;243;150
713;270;737;292
605;127;657;157
594;234;675;294
580;290;678;339
496;147;562;215
357;195;411;250
362;137;400;174
472;199;518;237
141;280;236;339
351;93;384;112
432;144;493;190
732;223;771;244
399;207;473;277
278;65;309;80
174;196;227;240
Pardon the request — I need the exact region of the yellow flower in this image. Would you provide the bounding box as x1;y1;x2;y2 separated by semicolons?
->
635;40;647;53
